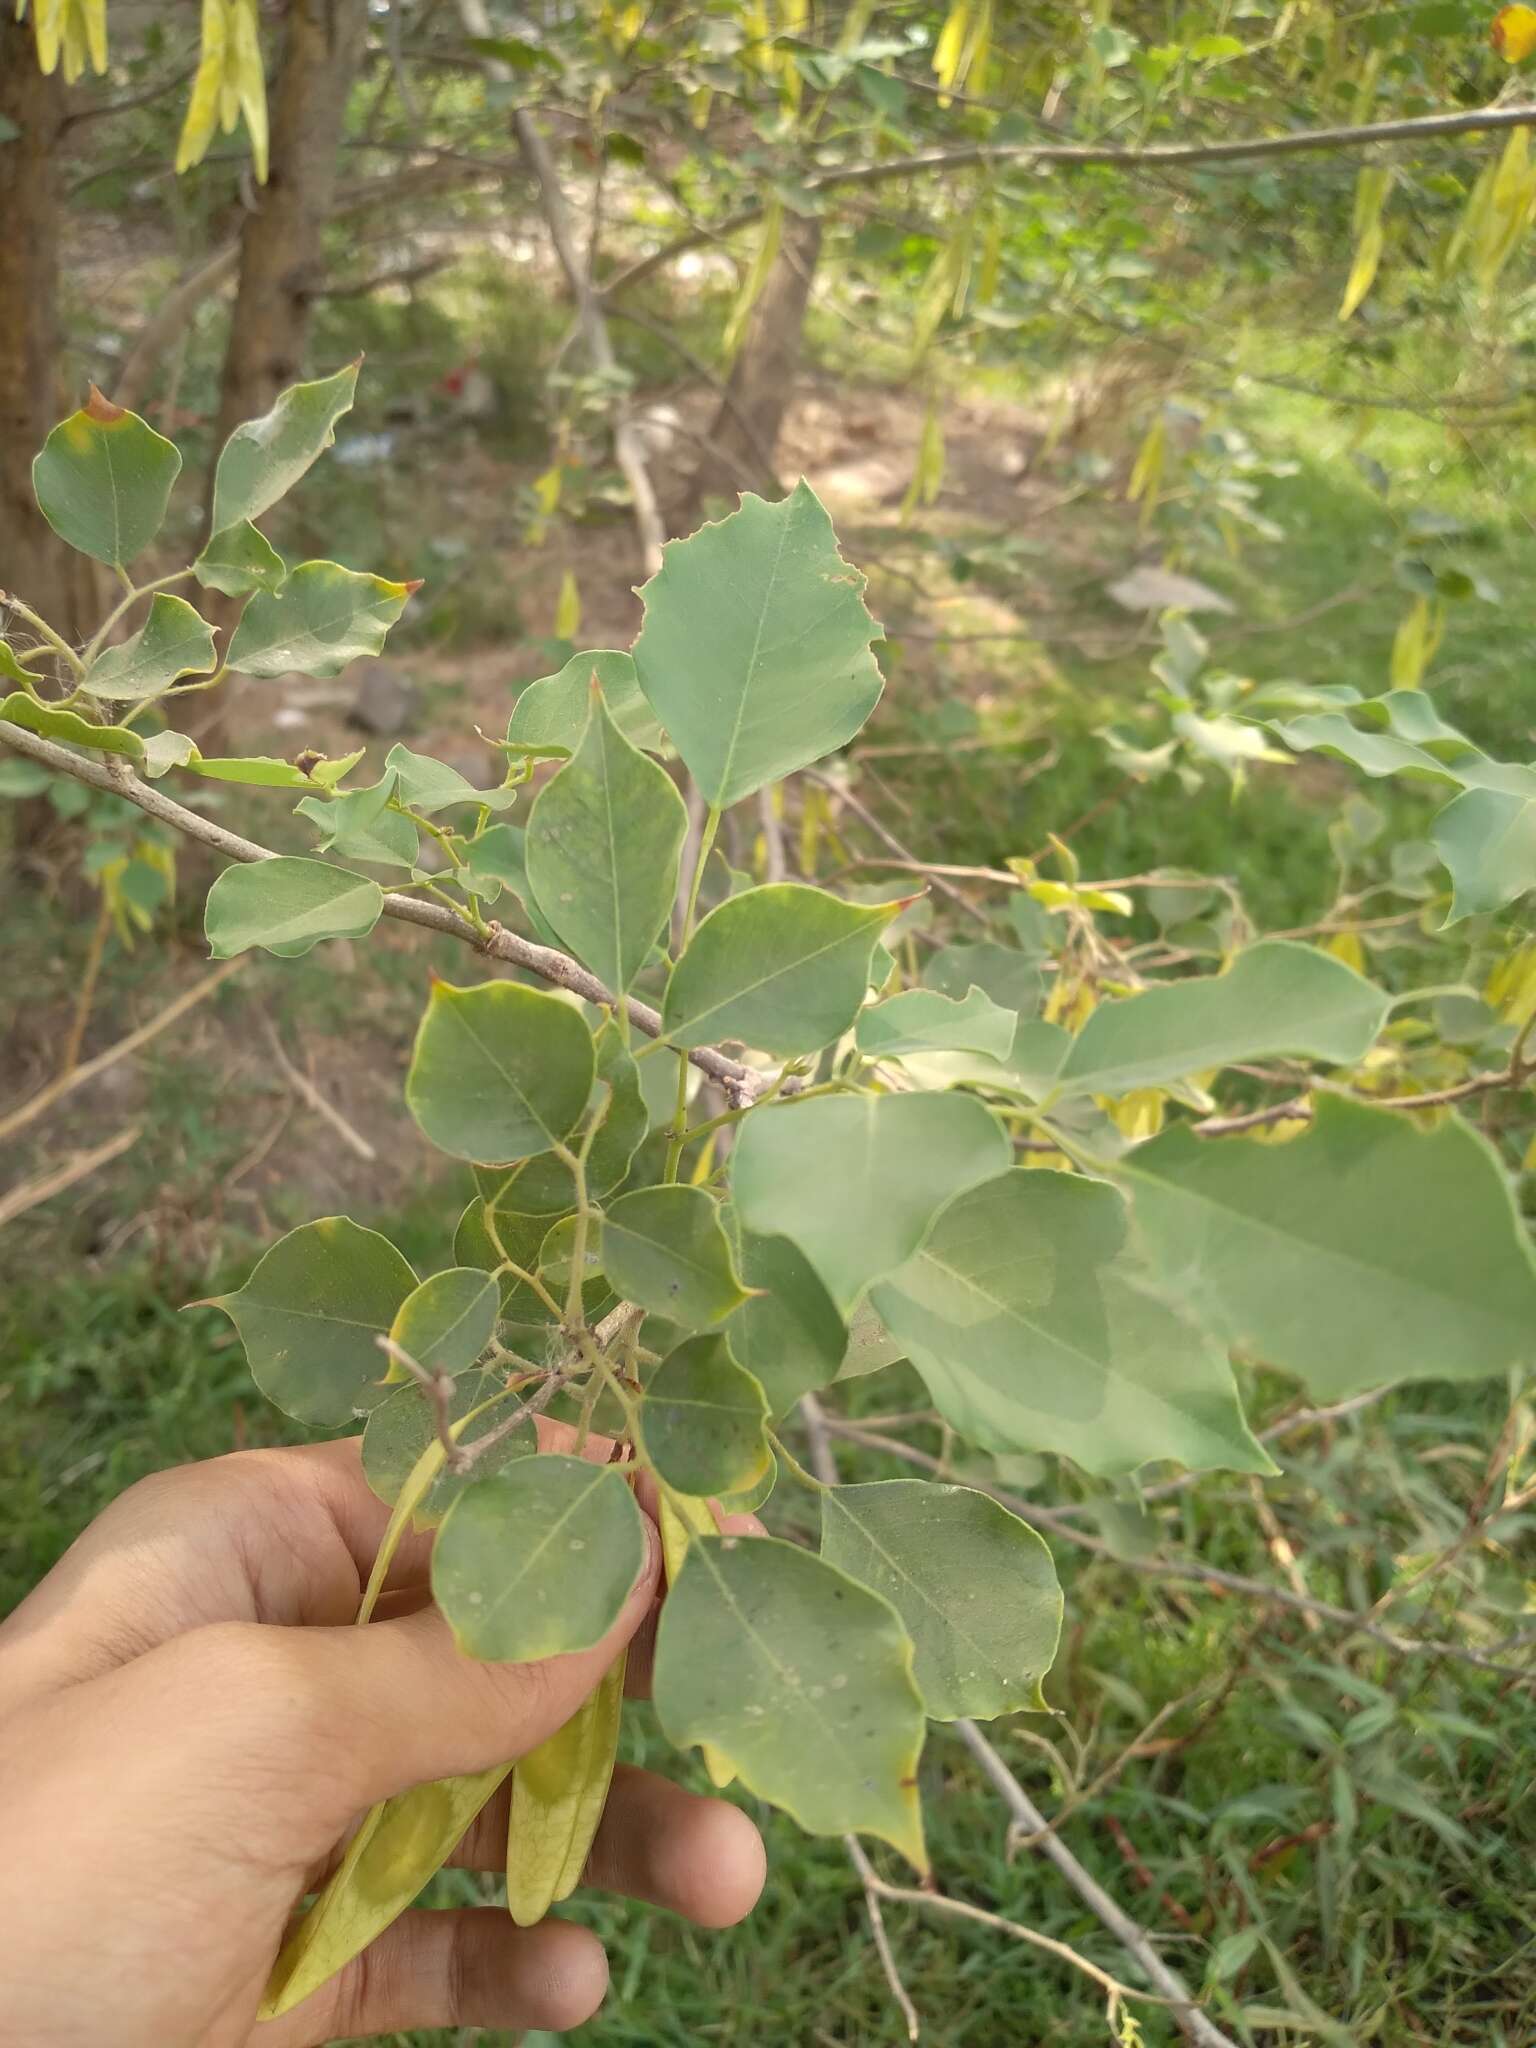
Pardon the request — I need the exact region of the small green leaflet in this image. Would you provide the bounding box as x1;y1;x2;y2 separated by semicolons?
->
1431;787;1536;921
641;1333;772;1495
724;1226;846;1417
81;595;217;702
0;693;145;763
193;519;287;599
870;1168;1271;1476
1125;1095;1536;1398
654;1536;927;1867
526;689;687;992
208;358;359;536
33;389;180;567
507;649;664;755
226;561;415;679
0;642;43;685
1052;941;1390;1100
296;770;419;869
601;1184;749;1325
731;1091;1010;1312
384;1267;500;1383
204;857;384;958
405;979;595;1164
205;1216;416;1425
820;1481;1062;1720
664;884;894;1054
632;482;885;807
857;984;1018;1062
432;1454;648;1660
182;749;365;790
385;742;518;815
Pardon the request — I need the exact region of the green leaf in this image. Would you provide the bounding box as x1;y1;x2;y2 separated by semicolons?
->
33;388;181;567
857;985;1019;1062
633;482;884;806
724;1226;846;1417
838;1299;907;1380
181;749;365;790
363;1371;536;1528
80;595;217;702
0;693;145;763
405;979;595;1165
924;940;1043;1012
1431;787;1536;921
641;1333;771;1495
732;1092;1010;1313
194;519;288;599
208;359;359;536
507;649;664;755
653;1536;926;1867
601;1184;749;1324
226;561;415;680
526;688;688;992
296;770;419;869
1126;1096;1536;1398
664;884;894;1054
432;1454;648;1660
454;1198;564;1323
0;642;43;685
205;1216;416;1425
384;741;518;815
537;1213;607;1307
385;1267;500;1383
139;730;198;778
204;856;383;959
871;1168;1271;1476
484;1020;647;1215
820;1481;1062;1720
1052;942;1390;1100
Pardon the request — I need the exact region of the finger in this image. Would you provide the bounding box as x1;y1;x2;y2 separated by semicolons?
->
448;1762;767;1928
249;1908;608;2047
0;1438;435;1706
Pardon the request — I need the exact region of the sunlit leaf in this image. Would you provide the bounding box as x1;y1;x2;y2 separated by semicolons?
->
204;856;383;958
193;518;287;599
225;560;414;679
385;742;518;815
33;388;180;567
208;359;359;535
81;595;216;702
506;649;664;755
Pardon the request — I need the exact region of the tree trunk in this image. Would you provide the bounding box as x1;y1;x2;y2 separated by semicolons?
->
0;14;87;643
210;0;367;475
687;210;823;515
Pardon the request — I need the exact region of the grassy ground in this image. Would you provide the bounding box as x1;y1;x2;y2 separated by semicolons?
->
4;351;1536;2044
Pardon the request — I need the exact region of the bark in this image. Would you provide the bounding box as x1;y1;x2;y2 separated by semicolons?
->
210;0;368;480
686;209;822;513
0;14;88;640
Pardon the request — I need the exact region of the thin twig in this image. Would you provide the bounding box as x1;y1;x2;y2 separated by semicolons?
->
376;1334;461;1469
803;769;987;926
843;1837;921;2042
261;1017;378;1162
0;954;247;1143
0;1125;141;1230
953;1722;1238;2048
0;724;760;1103
57;894;113;1081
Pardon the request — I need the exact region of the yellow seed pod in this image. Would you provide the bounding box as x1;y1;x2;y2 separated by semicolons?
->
659;1493;736;1789
507;1653;627;1927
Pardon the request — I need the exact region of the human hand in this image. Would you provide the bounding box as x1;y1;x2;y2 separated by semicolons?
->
0;1436;766;2047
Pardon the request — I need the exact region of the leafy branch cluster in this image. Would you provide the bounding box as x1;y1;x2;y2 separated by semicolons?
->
4;362;1536;2033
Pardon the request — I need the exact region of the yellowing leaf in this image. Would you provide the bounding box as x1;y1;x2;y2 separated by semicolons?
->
899;399;946;522
723;198;783;360
1325;929;1367;974
1492;4;1536;61
554;568;582;641
1339;170;1391;321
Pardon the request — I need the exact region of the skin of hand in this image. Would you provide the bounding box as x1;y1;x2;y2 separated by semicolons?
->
0;1433;767;2047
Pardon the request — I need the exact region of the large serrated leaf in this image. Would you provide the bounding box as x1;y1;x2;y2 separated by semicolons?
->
871;1168;1272;1476
731;1091;1010;1312
820;1480;1062;1720
33;389;180;567
632;482;884;806
654;1535;927;1866
1125;1095;1536;1398
526;688;687;992
206;1216;416;1425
